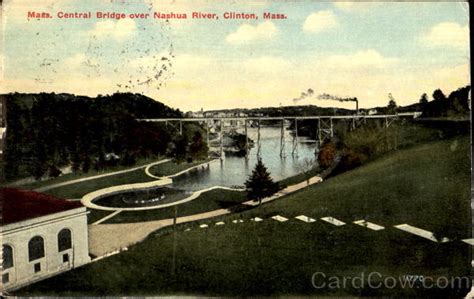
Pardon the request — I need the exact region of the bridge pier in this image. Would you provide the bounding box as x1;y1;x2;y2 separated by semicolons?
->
244;119;249;161
330;117;334;138
317;118;321;145
292;118;298;156
257;119;261;160
206;123;210;147
351;117;356;131
219;120;223;161
280;118;285;158
318;117;334;143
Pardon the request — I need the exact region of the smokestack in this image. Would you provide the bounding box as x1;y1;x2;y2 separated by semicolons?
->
355;98;359;115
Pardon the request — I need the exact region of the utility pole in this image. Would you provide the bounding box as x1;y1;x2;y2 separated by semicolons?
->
172;205;178;277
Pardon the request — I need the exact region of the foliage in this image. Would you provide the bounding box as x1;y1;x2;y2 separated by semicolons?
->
317;141;337;169
422;86;470;118
387;99;397;114
170;135;188;163
245;159;278;205
3;92;182;181
189;131;209;160
16;137;471;297
419;93;429;105
298;157;316;184
227;132;253;156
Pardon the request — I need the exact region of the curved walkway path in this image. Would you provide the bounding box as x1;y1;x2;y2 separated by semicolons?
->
35;159;171;192
82;159;236;211
88;175;323;257
144;159;219;179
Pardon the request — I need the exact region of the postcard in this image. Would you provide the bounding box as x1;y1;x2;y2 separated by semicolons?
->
0;0;471;297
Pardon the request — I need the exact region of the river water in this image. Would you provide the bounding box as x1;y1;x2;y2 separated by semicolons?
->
171;126;318;191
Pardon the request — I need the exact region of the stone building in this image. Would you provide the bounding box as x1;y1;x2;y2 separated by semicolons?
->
1;188;91;292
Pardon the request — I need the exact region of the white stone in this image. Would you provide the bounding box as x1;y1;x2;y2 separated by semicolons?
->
215;221;225;226
199;224;208;228
394;224;449;243
232;220;238;224
321;217;345;226
251;217;263;222
271;215;288;222
353;220;385;231
295;215;316;223
462;239;474;245
184;228;191;232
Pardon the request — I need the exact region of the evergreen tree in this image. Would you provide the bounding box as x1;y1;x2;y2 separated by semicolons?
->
245;159;278;206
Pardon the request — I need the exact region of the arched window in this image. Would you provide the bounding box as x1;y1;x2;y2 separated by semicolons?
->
58;229;72;252
28;236;45;262
2;245;13;269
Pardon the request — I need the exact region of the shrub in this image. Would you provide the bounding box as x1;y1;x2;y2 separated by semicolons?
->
317;141;337;169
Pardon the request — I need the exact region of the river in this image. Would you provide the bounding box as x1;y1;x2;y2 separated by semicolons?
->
171;126;319;191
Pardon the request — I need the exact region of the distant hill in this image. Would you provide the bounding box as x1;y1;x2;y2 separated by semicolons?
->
204;105;354;117
203;86;470;118
2;92;182;181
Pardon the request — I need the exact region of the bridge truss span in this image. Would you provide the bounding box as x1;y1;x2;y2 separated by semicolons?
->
138;112;421;160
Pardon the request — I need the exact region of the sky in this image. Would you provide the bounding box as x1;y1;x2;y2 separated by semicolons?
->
1;0;470;111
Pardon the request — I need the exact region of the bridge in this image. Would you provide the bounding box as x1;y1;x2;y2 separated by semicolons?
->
138;112;422;160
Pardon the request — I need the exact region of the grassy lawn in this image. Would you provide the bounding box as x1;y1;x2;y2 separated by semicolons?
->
17;135;471;296
245;136;471;237
12;157;163;191
147;159;213;177
278;166;322;187
20;159;212;200
105;189;247;223
43;168;156;199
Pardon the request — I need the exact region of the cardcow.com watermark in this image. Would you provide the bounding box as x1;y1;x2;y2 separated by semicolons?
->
311;272;471;290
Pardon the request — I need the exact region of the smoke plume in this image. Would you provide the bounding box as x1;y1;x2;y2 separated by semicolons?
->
292;88;314;103
317;93;357;102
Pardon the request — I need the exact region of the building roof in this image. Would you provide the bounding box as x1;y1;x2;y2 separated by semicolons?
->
1;188;83;225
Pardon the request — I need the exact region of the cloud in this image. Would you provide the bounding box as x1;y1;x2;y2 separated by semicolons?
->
318;49;399;69
422;22;469;50
226;21;278;44
89;19;137;40
334;2;380;12
303;10;338;33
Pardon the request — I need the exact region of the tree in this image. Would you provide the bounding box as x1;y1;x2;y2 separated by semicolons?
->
245;159;279;206
419;93;429;105
172;135;188;163
432;89;447;102
299;157;316;185
387;99;397;114
318;141;337;169
189;131;208;160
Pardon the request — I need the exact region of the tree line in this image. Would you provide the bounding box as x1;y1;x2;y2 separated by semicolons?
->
3;92;208;181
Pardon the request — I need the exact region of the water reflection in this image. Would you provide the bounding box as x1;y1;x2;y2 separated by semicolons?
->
172;126;318;191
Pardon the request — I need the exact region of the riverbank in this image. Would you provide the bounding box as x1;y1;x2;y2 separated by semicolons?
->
16;136;471;297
